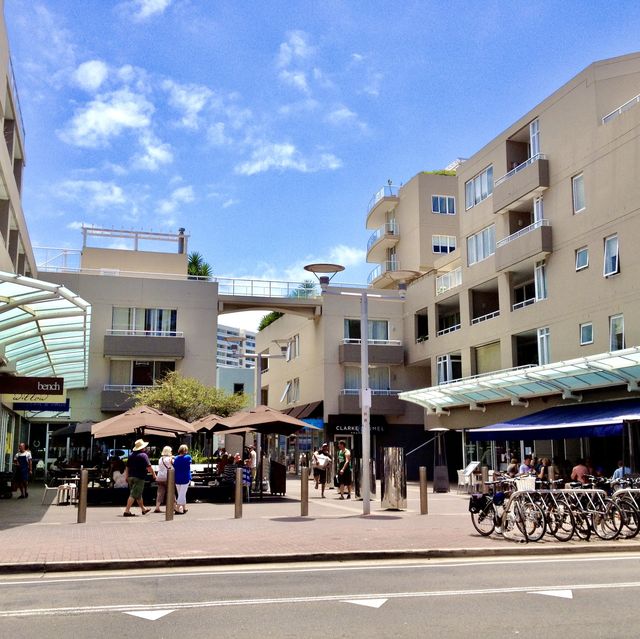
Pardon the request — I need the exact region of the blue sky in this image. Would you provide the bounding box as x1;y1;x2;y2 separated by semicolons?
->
6;1;640;330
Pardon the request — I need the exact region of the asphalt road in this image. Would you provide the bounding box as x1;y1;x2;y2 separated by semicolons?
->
2;554;640;638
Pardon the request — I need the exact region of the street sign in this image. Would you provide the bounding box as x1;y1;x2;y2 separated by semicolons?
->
0;376;64;395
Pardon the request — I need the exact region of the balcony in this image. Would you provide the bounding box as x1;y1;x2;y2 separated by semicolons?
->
338;389;406;415
368;260;400;286
103;329;185;358
100;385;152;412
339;339;404;365
366;185;399;229
495;219;552;272
366;221;399;263
435;267;462;296
492;154;549;214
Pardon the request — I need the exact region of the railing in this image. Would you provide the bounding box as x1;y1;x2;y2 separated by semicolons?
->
106;329;184;337
34;247;82;270
602;92;640;124
367;260;400;284
8;56;25;143
342;338;402;346
367;221;399;251
436;323;461;337
367;185;399;214
103;384;153;392
471;310;500;325
496;219;550;248
494;153;547;187
435;267;462;295
340;389;401;396
416;335;428;344
512;298;536;311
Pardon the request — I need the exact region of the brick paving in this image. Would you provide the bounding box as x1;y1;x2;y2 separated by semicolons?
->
1;478;638;572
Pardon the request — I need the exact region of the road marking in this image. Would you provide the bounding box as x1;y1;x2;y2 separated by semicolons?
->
343;598;387;608
124;610;175;620
0;581;639;618
529;590;573;599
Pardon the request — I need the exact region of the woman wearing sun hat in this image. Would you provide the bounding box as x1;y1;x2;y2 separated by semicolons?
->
123;439;156;517
154;445;173;513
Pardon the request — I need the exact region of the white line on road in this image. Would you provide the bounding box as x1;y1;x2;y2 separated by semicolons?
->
1;581;639;618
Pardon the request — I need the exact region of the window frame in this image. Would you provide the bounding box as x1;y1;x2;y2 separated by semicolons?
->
431;195;456;215
436;353;462;384
575;247;589;271
465;166;494;210
609;314;625;351
466;224;496;266
572;173;586;214
580;322;593;346
603;234;619;277
537;327;550;365
432;234;457;254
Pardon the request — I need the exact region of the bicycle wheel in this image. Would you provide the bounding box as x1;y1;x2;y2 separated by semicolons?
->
471;502;496;536
593;500;623;540
520;501;546;542
548;504;575;542
573;511;591;540
616;497;640;539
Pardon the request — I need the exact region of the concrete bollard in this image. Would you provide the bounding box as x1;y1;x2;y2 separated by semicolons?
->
77;469;89;524
549;464;555;485
419;466;428;515
165;467;175;521
301;467;309;516
481;466;489;492
234;467;243;519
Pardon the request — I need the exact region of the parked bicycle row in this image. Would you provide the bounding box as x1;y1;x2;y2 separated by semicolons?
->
469;473;640;543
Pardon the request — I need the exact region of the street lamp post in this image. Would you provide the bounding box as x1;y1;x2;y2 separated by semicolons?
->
304;263;409;516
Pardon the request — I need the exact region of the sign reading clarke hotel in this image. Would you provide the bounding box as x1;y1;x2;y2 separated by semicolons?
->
0;376;64;395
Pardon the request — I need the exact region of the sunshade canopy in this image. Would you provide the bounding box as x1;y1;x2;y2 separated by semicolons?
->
469;398;640;441
191;413;225;432
217;405;322;436
91;405;195;438
51;421;94;438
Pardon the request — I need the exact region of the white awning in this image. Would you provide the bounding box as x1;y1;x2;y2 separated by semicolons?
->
0;271;91;388
400;347;640;414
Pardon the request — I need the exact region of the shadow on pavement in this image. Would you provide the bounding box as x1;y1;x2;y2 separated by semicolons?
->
0;484;51;530
271;516;316;523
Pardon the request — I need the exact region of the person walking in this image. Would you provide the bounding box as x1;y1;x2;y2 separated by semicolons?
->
13;442;32;499
315;443;332;498
154;445;173;513
249;445;257;489
173;444;192;514
123;439;156;517
336;440;352;500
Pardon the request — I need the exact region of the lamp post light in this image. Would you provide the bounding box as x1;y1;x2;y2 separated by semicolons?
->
304;263;411;516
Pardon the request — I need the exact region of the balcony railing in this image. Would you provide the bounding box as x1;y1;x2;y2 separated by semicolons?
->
494;153;547;188
103;384;153;392
436;323;461;337
367;260;400;284
367;185;399;214
340;389;401;396
367;221;399;251
435;267;462;296
106;329;184;337
342;338;402;346
602;92;640;124
471;310;500;325
496;219;550;249
512;298;536;311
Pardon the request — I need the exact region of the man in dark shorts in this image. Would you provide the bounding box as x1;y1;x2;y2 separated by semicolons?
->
123;439;156;517
337;440;352;500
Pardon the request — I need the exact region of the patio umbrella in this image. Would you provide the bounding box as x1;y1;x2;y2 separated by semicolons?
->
51;421;95;438
191;413;225;432
91;405;195;439
217;405;321;436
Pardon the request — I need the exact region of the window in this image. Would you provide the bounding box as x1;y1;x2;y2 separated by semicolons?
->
572;174;585;213
344;366;390;391
432;195;455;215
432;234;457;254
281;378;300;404
534;260;547;301
610;314;625;351
575;247;589;271
344;319;389;341
604;234;619;276
467;225;495;265
112;307;177;335
233;383;245;394
537;327;550;365
529;119;540;157
415;307;428;343
580;323;593;346
286;334;300;361
110;360;175;386
533;196;544;223
465;166;493;210
513;281;535;306
436;353;462;384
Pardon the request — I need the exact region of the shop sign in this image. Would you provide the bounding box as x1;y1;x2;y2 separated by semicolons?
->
334;424;386;434
13;398;70;411
6;391;67;405
0;376;64;395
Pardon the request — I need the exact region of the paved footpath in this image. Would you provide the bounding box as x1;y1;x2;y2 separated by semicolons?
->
1;478;639;573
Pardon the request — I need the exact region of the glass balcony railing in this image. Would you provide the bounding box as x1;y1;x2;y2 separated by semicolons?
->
367;185;399;214
435;267;462;295
367;260;400;284
494;153;547;187
367;221;399;251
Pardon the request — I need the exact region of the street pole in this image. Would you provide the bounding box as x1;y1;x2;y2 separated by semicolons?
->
254;353;263;497
360;292;371;516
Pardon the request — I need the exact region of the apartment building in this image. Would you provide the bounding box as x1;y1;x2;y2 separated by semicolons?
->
217;325;256;368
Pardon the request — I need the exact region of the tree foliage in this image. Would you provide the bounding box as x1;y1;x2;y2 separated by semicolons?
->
188;251;212;277
258;311;284;331
133;371;247;422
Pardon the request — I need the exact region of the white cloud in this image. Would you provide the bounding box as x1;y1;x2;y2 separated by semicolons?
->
277;99;319;116
222;199;238;209
66;220;91;230
326;106;357;126
234;143;342;176
131;133;174;171
276;31;314;68
328;245;366;267
162;79;213;129
59;88;154;148
363;72;383;97
73;60;109;92
55;180;127;209
122;0;172;21
278;70;309;94
157;185;195;215
207;122;233;146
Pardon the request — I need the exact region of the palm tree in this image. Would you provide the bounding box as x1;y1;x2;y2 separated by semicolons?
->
188;251;212;278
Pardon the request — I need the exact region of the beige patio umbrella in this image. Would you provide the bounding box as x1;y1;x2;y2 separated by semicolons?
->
191;413;225;432
217;405;321;436
91;405;196;439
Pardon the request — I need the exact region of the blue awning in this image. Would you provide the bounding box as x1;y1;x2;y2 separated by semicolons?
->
468;398;640;441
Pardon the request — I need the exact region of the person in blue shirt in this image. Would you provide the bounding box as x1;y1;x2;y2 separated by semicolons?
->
173;444;192;514
612;460;632;480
